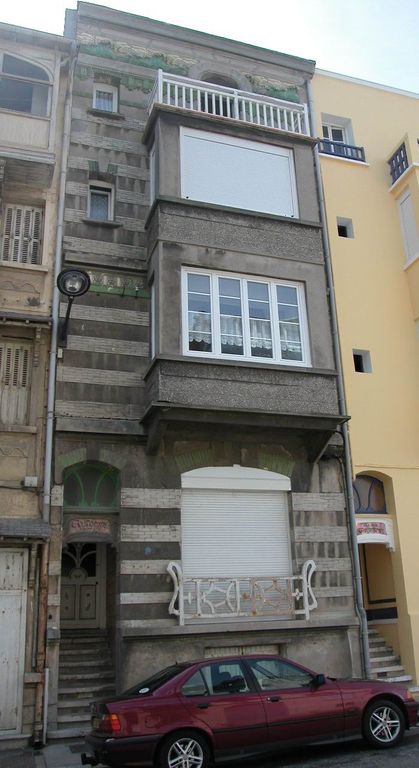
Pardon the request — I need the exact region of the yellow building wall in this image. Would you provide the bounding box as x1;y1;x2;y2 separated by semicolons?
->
312;73;419;681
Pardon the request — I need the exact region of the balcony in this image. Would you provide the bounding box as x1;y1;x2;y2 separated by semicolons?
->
388;143;409;185
148;70;310;137
318;138;365;162
167;559;317;625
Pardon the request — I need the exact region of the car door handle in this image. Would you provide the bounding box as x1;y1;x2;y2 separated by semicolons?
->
266;696;281;702
197;703;210;709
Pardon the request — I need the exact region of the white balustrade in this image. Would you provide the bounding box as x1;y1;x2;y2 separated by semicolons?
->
167;560;317;625
149;70;310;137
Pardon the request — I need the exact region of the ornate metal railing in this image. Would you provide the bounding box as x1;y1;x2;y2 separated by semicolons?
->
148;70;310;137
318;138;365;162
167;560;317;625
388;142;409;184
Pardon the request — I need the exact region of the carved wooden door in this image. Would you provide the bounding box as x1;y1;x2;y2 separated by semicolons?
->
60;543;106;628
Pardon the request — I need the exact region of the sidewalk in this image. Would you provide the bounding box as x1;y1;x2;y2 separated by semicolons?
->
0;739;94;768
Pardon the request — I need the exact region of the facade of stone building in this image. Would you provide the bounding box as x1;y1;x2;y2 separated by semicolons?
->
0;23;73;745
313;71;419;686
45;3;363;738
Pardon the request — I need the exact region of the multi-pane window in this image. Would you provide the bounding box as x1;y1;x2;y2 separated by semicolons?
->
0;54;50;116
1;205;43;265
182;269;310;365
0;340;32;424
322;124;345;143
88;185;113;221
93;84;118;113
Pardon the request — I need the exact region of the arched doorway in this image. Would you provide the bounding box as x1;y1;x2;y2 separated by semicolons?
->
60;461;119;630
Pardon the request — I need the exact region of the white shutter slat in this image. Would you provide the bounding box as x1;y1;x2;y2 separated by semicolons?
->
181;489;291;579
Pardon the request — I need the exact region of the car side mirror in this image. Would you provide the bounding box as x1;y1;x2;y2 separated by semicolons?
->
311;673;326;688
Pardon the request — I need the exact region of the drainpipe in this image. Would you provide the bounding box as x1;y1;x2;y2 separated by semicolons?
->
306;79;370;679
32;42;78;747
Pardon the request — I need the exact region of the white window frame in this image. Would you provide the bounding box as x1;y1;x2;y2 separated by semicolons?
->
321;114;354;146
181;268;311;367
180;127;299;218
0;52;52;118
88;182;114;221
92;83;118;113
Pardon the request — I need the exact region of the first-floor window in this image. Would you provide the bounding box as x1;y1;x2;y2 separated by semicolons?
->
0;339;32;425
182;268;310;365
93;83;118;113
88;185;113;221
1;204;43;265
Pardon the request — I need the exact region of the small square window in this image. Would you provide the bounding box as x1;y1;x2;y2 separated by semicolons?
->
88;185;113;221
353;349;372;373
337;217;354;238
93;84;118;113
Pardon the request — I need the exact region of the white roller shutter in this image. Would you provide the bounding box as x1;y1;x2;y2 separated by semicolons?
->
181;489;291;578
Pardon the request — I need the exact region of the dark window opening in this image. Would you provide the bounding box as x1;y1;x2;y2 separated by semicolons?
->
353;349;372;373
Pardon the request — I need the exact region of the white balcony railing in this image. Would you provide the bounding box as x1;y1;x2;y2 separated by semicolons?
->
167;560;317;625
149;70;310;137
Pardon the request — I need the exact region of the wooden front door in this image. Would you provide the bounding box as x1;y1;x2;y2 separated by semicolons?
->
60;543;106;629
0;548;28;733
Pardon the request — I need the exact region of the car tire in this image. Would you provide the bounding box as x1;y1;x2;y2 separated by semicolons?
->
362;698;405;748
157;730;210;768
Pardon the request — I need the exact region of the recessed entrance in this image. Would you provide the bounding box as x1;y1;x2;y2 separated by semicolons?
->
61;542;107;629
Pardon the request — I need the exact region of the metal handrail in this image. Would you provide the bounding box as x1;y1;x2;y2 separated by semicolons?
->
167;560;317;625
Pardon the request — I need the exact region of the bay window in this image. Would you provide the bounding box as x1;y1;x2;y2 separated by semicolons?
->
182;269;310;365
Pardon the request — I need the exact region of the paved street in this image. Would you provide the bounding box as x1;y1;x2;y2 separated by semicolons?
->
2;730;419;768
252;729;419;767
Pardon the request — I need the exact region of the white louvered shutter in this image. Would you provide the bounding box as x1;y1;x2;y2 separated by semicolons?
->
1;205;43;264
181;489;291;578
0;341;32;424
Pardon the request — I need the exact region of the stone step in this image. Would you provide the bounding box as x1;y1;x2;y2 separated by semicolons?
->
59;682;115;695
57;712;91;724
370;655;399;665
60;669;115;681
372;665;406;675
60;657;112;668
57;698;93;709
386;675;413;683
48;726;90;739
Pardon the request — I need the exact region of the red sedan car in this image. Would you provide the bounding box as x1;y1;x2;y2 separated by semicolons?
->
81;655;418;768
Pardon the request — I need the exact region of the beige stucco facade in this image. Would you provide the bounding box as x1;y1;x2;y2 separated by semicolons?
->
313;71;419;683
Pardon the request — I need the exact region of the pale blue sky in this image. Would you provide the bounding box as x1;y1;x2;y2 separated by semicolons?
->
2;0;418;93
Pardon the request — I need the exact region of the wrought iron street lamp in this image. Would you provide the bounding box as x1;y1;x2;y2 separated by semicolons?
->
57;268;90;345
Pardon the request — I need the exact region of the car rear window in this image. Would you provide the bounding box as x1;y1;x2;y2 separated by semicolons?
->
122;664;189;696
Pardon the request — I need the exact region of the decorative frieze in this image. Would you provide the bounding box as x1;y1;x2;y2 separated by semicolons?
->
121;489;181;508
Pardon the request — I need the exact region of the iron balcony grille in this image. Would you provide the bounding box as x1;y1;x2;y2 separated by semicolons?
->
149;69;311;137
318;138;366;162
388;143;409;184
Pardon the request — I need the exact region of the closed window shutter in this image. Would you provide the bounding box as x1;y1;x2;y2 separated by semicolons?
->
181;489;291;578
1;205;43;264
0;341;32;424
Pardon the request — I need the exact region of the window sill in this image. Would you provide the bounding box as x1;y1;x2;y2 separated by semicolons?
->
0;424;37;433
82;218;122;229
87;108;125;120
0;260;48;272
319;152;370;167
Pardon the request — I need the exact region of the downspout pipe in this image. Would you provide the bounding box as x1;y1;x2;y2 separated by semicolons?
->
33;42;78;748
306;79;370;679
42;43;77;524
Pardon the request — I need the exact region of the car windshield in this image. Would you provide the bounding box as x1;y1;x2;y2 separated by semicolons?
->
122;664;189;696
